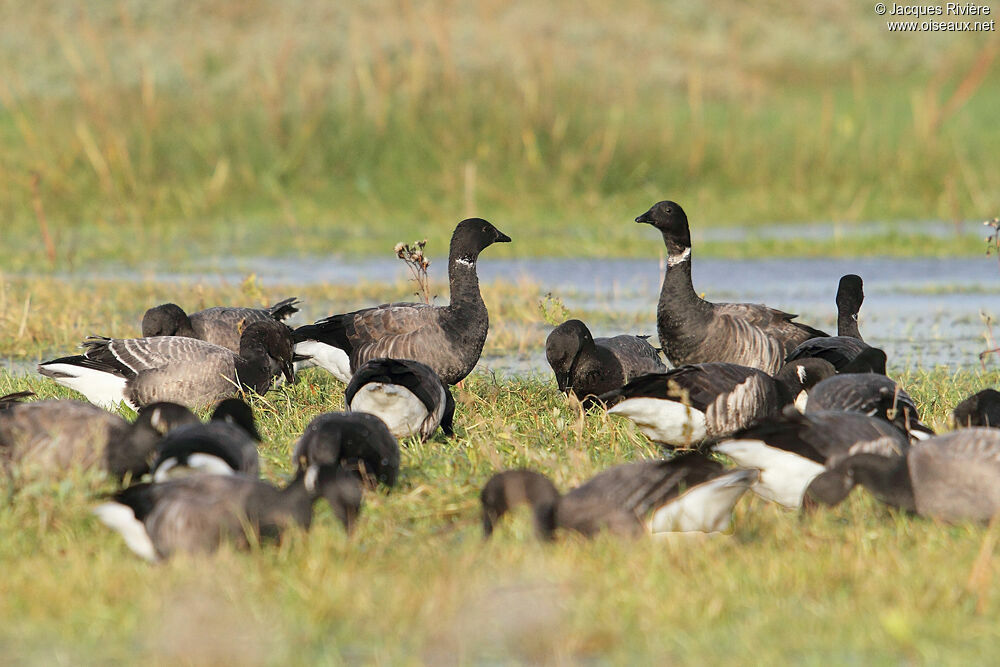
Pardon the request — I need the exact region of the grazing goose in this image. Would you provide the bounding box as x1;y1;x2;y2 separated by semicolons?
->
480;453;757;540
37;319;295;410
804;357;932;439
545;319;665;403
806;429;1000;522
952;389;1000;428
141;297;300;353
598;359;835;447
293;218;511;384
0;392;169;480
343;358;455;441
715;406;910;508
292;412;400;487
635;200;827;375
150;399;261;481
94;464;362;561
785;275;872;371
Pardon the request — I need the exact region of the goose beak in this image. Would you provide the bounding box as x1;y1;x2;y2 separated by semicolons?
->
283;359;296;384
635;209;654;224
495;230;512;243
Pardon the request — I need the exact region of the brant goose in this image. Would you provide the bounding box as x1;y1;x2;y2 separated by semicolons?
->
94;464;362;561
150;399;261;481
37;319;295;410
715;406;910;508
545;319;665;404
785;275;871;371
292;412;400;487
952;389;1000;428
598;359;834;447
141;297;300;353
806;428;1000;522
804;357;932;439
0;392;168;481
293;218;511;384
481;453;757;540
344;358;455;441
635;200;827;375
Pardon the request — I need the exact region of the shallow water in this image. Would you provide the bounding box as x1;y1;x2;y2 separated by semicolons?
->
4;255;999;376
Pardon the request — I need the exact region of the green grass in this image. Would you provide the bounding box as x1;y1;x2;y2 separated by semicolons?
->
3;363;1000;663
1;1;999;269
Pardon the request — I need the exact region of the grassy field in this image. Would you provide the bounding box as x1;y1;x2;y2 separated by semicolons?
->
1;1;999;269
1;274;1000;663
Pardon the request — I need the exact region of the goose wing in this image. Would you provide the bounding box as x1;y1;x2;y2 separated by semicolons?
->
785;336;869;370
711;303;828;373
600;335;666;378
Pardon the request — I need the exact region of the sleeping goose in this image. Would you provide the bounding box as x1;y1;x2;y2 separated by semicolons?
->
785;275;871;371
806;428;1000;523
715;406;911;508
142;297;300;353
292;412;400;487
0;392;171;480
481;453;757;540
37;319;295;410
150;399;261;481
294;218;511;384
343;358;454;441
93;464;362;561
635;200;828;375
803;351;932;439
545;319;665;403
952;389;1000;428
598;359;835;448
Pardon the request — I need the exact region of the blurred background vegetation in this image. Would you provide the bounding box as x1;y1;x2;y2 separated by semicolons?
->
1;0;998;267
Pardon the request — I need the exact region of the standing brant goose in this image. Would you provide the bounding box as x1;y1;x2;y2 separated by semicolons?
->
150;399;261;481
952;389;1000;428
481;453;757;540
94;464;362;561
598;359;835;448
715;406;910;508
294;218;511;384
635;200;827;375
344;358;455;442
292;412;400;487
545;319;665;404
37;319;295;410
806;428;1000;523
142;297;300;353
0;392;168;481
785;275;871;371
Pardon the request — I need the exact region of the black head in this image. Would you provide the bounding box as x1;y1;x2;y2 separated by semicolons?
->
211;398;260;440
841;347;887;375
135;402;200;436
804;469;857;508
774;358;837;404
450;218;512;264
836;274;864;315
545;320;595;393
808;453;913;511
141;303;194;338
952;388;1000;428
240;320;296;383
304;465;364;534
480;469;561;541
635;200;691;250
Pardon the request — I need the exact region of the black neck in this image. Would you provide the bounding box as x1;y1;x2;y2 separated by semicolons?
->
852;455;915;512
657;243;711;342
446;250;486;311
838;310;862;340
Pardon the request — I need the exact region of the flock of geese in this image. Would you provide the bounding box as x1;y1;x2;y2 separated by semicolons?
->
3;204;1000;561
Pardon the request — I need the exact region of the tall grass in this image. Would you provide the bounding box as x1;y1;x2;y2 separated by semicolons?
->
0;1;998;267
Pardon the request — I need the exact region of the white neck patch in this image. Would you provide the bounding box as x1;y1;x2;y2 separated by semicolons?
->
455;257;476;268
796;364;807;384
667;248;691;267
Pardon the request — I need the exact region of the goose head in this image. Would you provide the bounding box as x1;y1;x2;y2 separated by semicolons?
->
836;274;864;319
450;218;512;265
240;320;296;384
545;319;595;393
304;464;364;534
211;398;260;440
635;200;691;254
141;303;195;338
481;469;560;541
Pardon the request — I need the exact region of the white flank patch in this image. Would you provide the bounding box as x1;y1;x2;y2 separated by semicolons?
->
794;390;809;413
715;439;825;509
153;454;234;482
910;428;932;441
608;398;707;445
39;363;131;410
350;383;428;440
294;341;351;383
93;502;158;562
647;469;757;534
